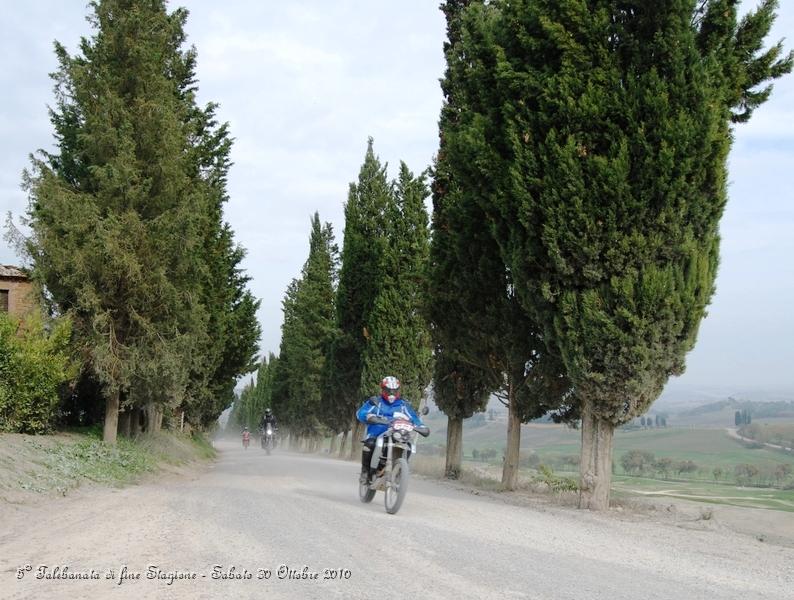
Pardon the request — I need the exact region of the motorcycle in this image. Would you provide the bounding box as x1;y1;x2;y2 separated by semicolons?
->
242;430;250;450
359;411;430;514
261;424;276;455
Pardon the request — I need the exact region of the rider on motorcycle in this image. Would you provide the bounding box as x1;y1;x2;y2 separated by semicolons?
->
259;408;277;432
356;376;425;485
259;408;278;446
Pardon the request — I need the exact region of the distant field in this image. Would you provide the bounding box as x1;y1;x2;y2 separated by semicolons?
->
610;476;794;512
424;415;794;466
418;399;794;511
419;416;794;490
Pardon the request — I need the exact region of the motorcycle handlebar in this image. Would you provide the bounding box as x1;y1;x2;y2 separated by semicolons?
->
377;423;430;438
414;426;430;437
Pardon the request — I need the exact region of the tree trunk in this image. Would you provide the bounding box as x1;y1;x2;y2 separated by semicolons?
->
103;390;120;444
144;403;162;434
445;416;463;479
118;410;131;438
579;398;615;510
338;430;349;458
329;433;339;455
349;421;364;461
502;388;521;490
130;407;142;436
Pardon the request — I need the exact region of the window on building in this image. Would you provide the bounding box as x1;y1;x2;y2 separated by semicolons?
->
0;289;8;312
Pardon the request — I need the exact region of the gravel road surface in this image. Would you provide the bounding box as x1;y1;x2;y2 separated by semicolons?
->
1;440;792;599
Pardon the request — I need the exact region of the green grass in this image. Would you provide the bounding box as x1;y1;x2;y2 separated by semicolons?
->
421;421;794;511
458;424;794;472
188;432;217;459
9;431;215;495
611;474;794;512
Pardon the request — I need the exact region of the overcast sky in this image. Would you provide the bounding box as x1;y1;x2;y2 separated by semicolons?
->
1;1;792;393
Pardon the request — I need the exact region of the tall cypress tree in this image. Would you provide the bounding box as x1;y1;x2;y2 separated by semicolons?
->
274;214;337;441
434;0;575;491
360;163;433;407
271;280;299;436
429;0;490;479
326;139;392;454
25;0;207;443
447;0;791;508
25;0;260;440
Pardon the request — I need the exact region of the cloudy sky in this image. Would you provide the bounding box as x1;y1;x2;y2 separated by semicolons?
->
1;1;792;393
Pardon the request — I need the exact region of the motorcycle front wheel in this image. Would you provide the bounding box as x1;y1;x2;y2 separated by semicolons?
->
384;457;410;514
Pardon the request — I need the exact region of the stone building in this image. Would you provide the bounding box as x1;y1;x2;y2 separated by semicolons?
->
0;265;35;318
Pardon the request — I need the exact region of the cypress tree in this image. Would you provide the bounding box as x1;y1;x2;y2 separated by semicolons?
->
429;0;491;479
431;0;573;485
274;214;337;442
25;0;208;443
271;280;299;438
447;0;791;508
24;0;260;439
326;139;392;455
359;162;433;407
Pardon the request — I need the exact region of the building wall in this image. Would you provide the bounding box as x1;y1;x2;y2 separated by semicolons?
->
0;278;36;318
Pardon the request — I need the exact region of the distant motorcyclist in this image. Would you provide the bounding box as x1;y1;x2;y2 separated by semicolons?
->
259;408;278;432
259;408;278;445
356;376;425;485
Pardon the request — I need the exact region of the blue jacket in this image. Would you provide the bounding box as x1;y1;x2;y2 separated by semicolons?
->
356;396;424;439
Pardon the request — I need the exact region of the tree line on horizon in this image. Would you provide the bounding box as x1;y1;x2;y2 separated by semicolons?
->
3;0;791;512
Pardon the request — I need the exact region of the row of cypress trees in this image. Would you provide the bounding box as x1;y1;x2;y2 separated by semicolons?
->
22;0;260;443
23;2;789;513
250;2;790;510
431;0;791;508
256;141;433;454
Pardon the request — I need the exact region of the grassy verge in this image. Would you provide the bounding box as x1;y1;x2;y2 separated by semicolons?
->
412;455;578;497
414;453;794;512
0;429;215;499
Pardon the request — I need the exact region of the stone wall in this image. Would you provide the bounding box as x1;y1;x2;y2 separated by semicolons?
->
0;278;36;318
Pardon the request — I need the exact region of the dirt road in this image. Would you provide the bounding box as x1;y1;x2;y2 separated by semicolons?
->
1;440;792;599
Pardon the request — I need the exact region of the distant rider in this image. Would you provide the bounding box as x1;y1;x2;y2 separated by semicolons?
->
259;408;278;444
356;376;425;485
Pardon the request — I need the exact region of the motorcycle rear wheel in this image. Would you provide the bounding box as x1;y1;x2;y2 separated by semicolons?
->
384;458;409;514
